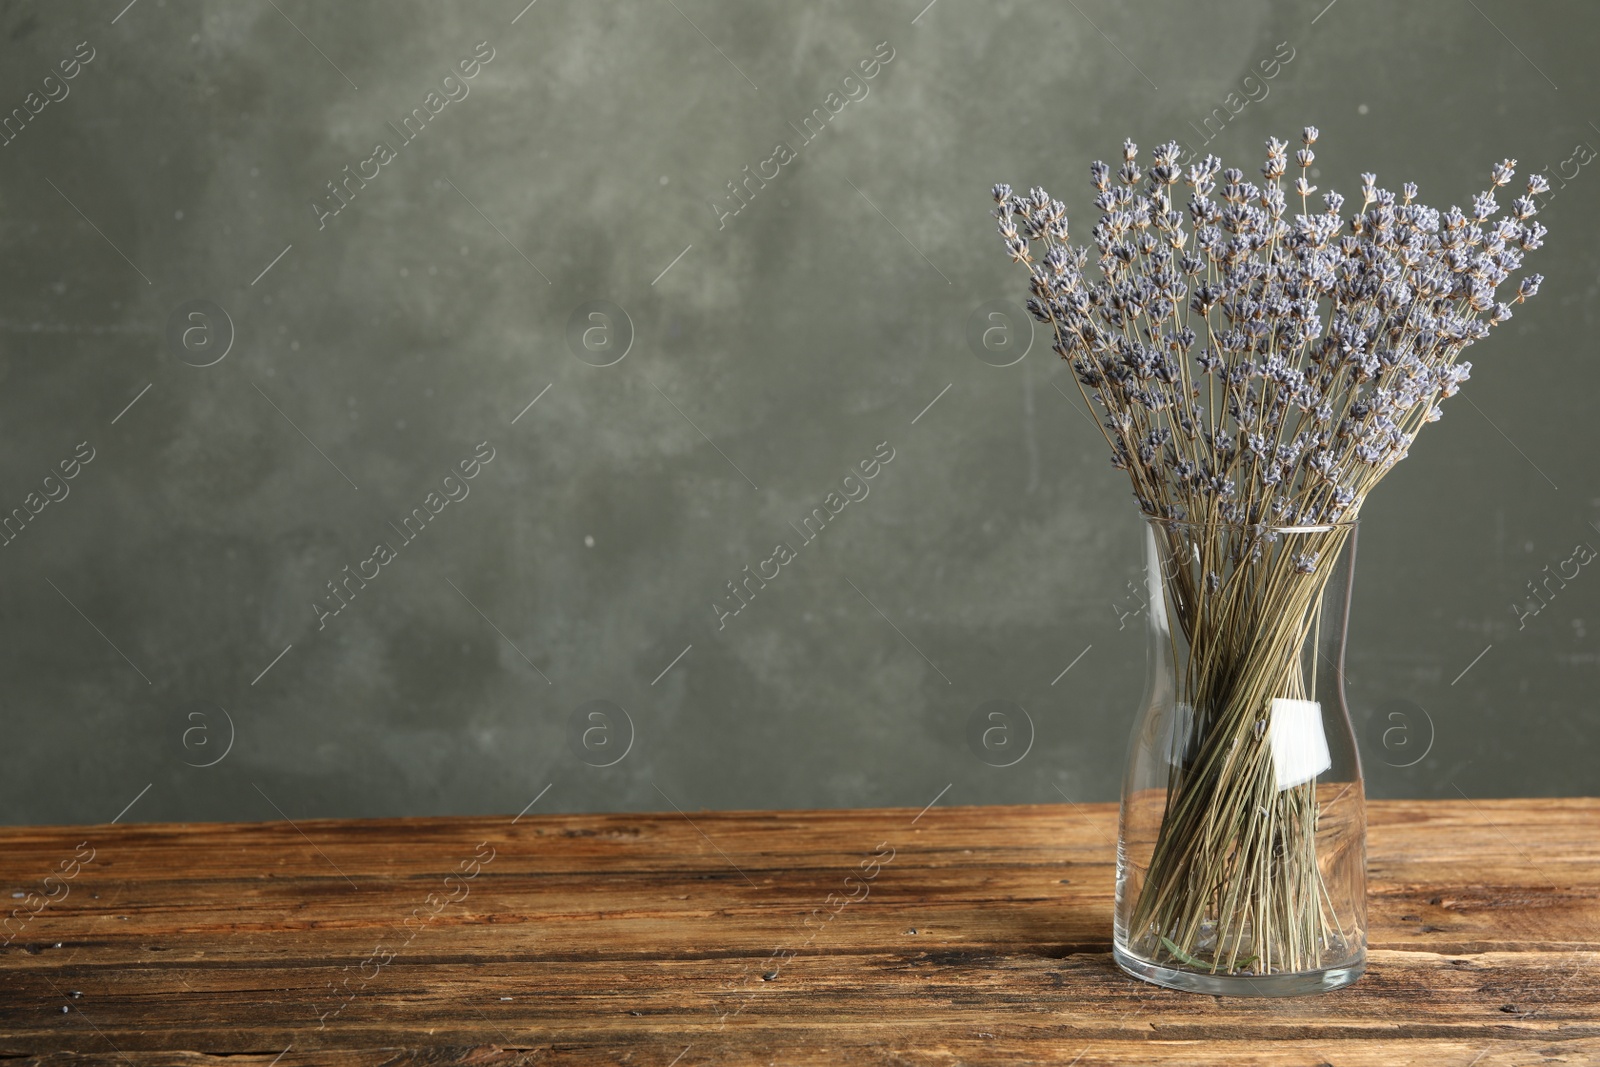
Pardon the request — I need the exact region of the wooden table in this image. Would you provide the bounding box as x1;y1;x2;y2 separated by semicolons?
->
1;799;1596;1065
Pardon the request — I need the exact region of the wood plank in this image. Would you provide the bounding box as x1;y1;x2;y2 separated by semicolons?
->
1;800;1596;1064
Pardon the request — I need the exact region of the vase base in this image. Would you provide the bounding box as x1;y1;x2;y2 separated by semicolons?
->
1113;944;1365;997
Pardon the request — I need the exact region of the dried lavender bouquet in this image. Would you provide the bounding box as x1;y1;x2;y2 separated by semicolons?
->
992;130;1548;977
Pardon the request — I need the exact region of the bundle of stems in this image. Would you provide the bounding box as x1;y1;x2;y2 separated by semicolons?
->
992;129;1549;973
1134;517;1352;972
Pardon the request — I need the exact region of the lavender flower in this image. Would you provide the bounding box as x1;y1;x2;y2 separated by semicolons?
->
990;131;1548;536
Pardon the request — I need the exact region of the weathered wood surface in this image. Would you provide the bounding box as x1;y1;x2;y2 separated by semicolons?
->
0;798;1596;1065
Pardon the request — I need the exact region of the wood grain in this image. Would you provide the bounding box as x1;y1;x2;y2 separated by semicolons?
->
1;799;1596;1065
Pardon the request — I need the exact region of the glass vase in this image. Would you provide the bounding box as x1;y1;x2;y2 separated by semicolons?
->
1113;514;1367;996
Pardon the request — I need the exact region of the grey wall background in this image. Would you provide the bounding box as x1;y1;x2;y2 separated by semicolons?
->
1;0;1596;827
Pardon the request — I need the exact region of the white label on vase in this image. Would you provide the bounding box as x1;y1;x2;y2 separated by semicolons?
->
1268;698;1332;791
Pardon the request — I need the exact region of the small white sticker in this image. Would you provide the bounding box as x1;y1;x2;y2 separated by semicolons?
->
1268;698;1332;791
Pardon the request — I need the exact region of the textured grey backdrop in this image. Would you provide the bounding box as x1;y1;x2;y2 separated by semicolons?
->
1;0;1595;827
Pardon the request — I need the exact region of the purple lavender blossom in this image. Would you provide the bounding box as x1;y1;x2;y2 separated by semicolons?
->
991;136;1549;537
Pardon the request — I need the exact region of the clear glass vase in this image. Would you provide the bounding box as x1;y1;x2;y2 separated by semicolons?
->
1113;514;1367;996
